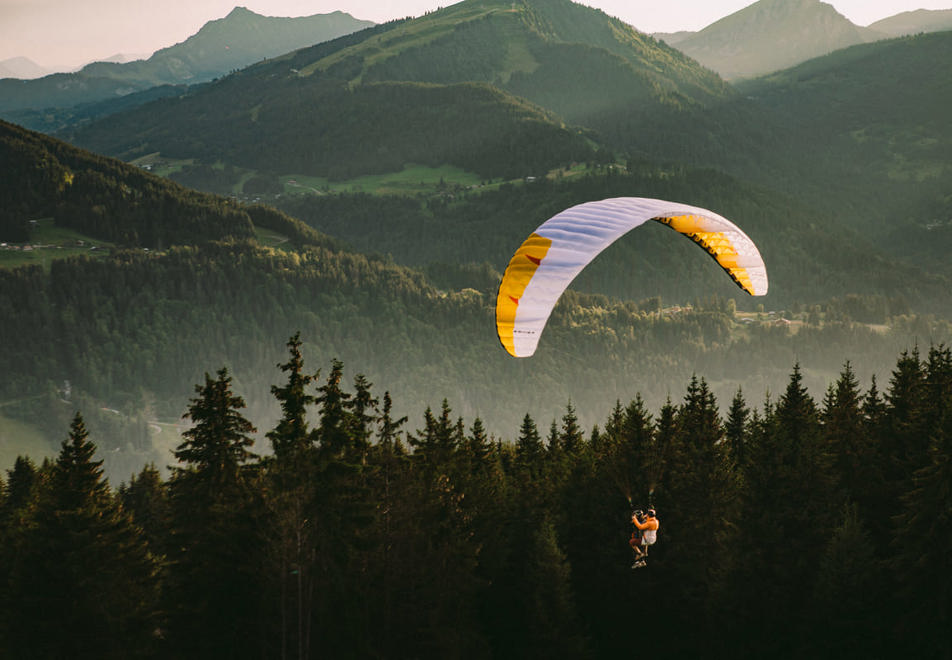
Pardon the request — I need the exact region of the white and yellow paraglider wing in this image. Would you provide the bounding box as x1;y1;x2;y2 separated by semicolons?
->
653;212;768;297
495;197;768;358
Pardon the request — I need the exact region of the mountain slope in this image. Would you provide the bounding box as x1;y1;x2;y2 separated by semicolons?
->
289;0;733;140
673;0;883;80
63;76;596;181
730;31;952;256
0;8;373;116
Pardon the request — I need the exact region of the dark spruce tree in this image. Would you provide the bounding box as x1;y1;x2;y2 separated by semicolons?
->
653;376;738;658
726;364;837;656
724;388;751;472
263;334;319;659
307;360;378;657
166;368;264;659
3;413;159;660
821;362;881;528
892;386;952;659
366;390;409;655
117;463;170;558
807;502;883;658
266;332;317;466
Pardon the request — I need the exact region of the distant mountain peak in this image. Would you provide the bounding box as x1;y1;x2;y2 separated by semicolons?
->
0;9;375;117
0;56;54;80
702;0;851;35
673;0;880;79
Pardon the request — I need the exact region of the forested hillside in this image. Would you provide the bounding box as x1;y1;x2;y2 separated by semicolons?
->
0;120;252;245
66;77;595;181
276;163;952;314
631;31;952;270
4;236;951;483
733;31;952;257
0;120;334;248
1;344;949;658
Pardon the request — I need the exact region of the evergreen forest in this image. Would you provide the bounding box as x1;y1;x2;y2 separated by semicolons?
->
2;339;950;658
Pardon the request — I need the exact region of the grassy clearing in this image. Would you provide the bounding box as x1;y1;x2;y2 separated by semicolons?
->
129;152;194;177
0;217;113;271
0;412;55;474
130;151;615;203
254;226;290;247
281;163;487;196
280;161;610;196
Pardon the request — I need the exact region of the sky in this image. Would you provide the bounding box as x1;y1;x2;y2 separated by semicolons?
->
1;0;950;69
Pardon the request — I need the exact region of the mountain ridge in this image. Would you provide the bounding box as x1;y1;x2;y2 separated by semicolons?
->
869;8;952;36
0;7;373;115
62;0;731;183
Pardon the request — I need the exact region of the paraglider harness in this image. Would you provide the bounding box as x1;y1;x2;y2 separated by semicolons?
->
629;507;658;568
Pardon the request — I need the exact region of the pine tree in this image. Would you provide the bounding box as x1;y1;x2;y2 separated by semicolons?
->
724;388;750;471
884;348;925;482
559;401;584;457
821;362;871;506
349;373;379;457
546;418;561;454
410;399;458;476
368;391;408;655
0;455;38;531
891;397;952;658
307;360;378;656
376;391;407;450
166;369;263;659
727;365;835;654
118;463;169;556
621;394;657;501
173;367;256;493
654;376;737;648
266;332;316;463
807;503;883;658
4;413;159;659
515;412;544;482
524;517;589;659
463;417;493;472
652;397;678;498
313;358;352;461
879;348;928;544
264;336;320;659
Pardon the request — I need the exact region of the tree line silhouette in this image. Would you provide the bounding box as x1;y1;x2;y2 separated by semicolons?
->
2;335;949;659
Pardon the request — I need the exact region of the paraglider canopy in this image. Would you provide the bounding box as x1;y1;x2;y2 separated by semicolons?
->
495;197;768;357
